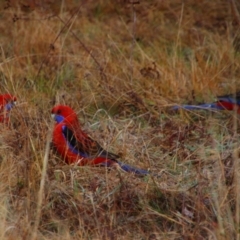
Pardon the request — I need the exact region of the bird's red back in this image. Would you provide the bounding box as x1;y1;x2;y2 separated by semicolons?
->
216;101;240;114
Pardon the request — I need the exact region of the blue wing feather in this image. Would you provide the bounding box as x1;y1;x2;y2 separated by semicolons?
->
217;96;240;104
215;92;240;104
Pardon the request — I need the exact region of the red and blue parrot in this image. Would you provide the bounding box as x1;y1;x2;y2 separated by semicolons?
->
173;92;240;113
0;94;17;123
51;105;149;175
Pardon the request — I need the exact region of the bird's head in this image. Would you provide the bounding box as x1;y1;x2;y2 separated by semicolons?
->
51;105;78;123
1;94;17;111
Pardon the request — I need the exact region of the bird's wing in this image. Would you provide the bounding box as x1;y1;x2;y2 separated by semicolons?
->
217;92;240;104
61;124;149;175
62;125;119;161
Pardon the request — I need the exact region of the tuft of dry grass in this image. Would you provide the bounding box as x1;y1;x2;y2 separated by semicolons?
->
0;0;240;239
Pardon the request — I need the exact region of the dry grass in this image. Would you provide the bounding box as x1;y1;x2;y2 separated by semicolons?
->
0;0;240;239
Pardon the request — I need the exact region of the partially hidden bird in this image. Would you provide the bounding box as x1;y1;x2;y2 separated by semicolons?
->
0;94;17;123
172;92;240;114
51;105;149;175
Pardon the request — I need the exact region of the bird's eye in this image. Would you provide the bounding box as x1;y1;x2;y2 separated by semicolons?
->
57;109;61;114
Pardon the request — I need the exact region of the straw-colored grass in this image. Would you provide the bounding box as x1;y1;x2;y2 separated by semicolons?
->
0;0;240;239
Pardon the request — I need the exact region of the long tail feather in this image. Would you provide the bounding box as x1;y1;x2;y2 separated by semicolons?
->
118;161;149;175
172;103;225;111
98;159;149;175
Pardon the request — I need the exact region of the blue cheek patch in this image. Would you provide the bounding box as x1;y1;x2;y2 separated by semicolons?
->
55;114;65;123
5;103;14;111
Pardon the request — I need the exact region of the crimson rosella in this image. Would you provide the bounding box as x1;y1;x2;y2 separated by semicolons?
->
51;105;149;175
0;94;17;123
173;92;240;114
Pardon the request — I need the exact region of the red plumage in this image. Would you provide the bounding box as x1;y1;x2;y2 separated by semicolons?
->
216;101;239;112
51;105;117;166
173;92;240;114
51;105;149;175
0;94;17;123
